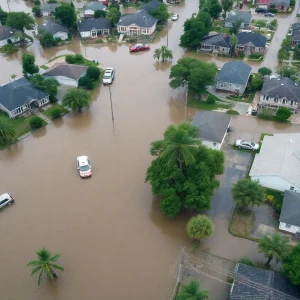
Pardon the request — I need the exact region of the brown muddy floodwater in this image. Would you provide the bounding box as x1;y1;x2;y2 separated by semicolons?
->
1;1;300;300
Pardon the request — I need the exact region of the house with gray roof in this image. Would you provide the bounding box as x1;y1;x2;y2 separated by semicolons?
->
191;111;231;150
279;190;300;234
82;2;106;18
117;9;158;36
230;263;300;299
291;23;300;45
216;61;252;95
198;33;231;55
42;63;87;87
77;18;111;38
250;133;300;192
0;78;49;118
0;26;20;47
40;3;59;17
236;32;267;56
259;76;300;113
269;0;290;12
224;11;252;28
37;20;69;41
142;0;162;13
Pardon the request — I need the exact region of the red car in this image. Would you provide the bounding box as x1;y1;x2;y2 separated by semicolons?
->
129;44;150;53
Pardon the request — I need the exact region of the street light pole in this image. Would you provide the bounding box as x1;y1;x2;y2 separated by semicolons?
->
185;88;188;122
108;85;115;126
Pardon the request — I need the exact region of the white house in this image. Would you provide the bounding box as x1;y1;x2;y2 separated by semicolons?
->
0;26;20;47
224;11;252;28
42;63;88;87
249;133;300;192
117;9;158;36
77;18;111;38
82;2;106;18
40;3;59;17
191;111;231;150
0;78;50;118
37;20;69;41
279;191;300;235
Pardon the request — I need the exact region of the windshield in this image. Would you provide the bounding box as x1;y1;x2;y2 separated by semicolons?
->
79;165;90;172
104;74;111;79
251;142;255;146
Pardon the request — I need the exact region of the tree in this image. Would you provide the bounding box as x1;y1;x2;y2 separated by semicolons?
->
258;67;272;77
62;88;91;112
32;6;42;17
255;20;266;30
176;280;209;300
94;10;107;18
187;215;214;240
78;75;95;89
31;74;59;96
0;118;15;144
221;0;233;18
86;66;101;80
229;34;238;57
232;178;265;213
294;44;300;59
50;107;64;119
277;49;287;62
250;75;264;91
284;245;300;286
209;0;222;19
153;48;162;61
153;46;173;62
39;32;58;47
22;53;39;77
54;3;76;28
0;7;8;24
276;107;292;122
106;7;121;26
27;248;64;285
277;65;298;81
258;233;290;266
150;3;169;24
229;19;242;34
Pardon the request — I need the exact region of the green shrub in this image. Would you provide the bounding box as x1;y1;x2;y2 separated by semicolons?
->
237;51;245;58
29;116;44;130
239;257;255;267
65;54;84;64
258;108;274;120
33;0;41;5
258;67;272;77
156;24;163;32
227;109;239;115
268;8;278;13
86;66;101;80
0;44;18;54
206;95;216;104
78;75;95;89
248;53;262;59
50;107;63;119
275;107;292;122
49;95;57;103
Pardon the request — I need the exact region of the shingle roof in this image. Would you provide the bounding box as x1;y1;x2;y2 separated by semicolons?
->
142;0;162;12
237;32;267;47
230;264;300;299
249;133;300;188
280;191;300;226
261;77;300;102
37;20;69;35
270;0;290;5
291;23;300;42
225;11;252;24
191;111;231;143
216;61;252;85
83;2;106;12
40;3;59;12
117;9;158;28
43;63;88;80
0;26;18;41
200;33;231;48
0;78;48;111
77;18;111;31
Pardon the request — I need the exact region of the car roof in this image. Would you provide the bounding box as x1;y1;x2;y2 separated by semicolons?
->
77;156;89;166
105;67;114;72
0;193;11;201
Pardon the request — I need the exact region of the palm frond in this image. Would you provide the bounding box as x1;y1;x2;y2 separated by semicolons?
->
49;254;60;262
45;265;54;280
30;266;42;276
50;263;64;271
37;269;44;286
27;260;42;266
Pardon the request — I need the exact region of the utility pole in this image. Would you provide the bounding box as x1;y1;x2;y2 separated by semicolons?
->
184;88;188;122
6;0;10;12
108;85;115;126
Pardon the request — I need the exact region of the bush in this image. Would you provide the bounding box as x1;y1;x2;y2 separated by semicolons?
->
156;24;163;32
48;0;57;3
0;44;18;54
29;116;44;129
258;108;274;120
187;215;214;240
50;107;63;119
86;66;101;80
78;75;95;89
258;67;272;77
206;95;216;104
239;257;255;267
276;107;292;122
250;75;264;91
32;6;41;17
65;54;84;64
39;33;58;47
248;53;262;59
227;109;239;115
49;95;57;103
268;8;278;13
33;0;41;5
237;51;245;58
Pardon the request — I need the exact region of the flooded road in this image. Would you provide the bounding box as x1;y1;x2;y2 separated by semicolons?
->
1;1;300;300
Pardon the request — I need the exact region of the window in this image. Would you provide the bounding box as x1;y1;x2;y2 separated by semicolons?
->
286;224;292;228
266;96;270;100
282;99;286;104
213;142;217;146
0;199;8;205
274;97;278;103
291;101;294;105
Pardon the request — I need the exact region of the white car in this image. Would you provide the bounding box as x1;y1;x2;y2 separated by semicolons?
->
77;156;92;178
171;13;179;21
103;67;115;85
0;193;14;209
235;140;259;151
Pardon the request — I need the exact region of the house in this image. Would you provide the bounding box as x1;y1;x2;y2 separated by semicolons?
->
279;191;300;235
0;78;49;118
230;263;300;299
40;3;59;17
0;26;20;47
42;63;87;87
197;33;231;55
117;9;158;36
269;0;290;12
216;61;252;95
259;76;300;113
142;0;162;13
82;2;106;18
77;18;111;38
236;32;267;55
37;20;69;41
224;11;252;28
291;23;300;45
191;111;231;150
249;133;300;192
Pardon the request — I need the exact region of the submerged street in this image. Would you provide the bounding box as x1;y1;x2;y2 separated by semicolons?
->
0;1;300;299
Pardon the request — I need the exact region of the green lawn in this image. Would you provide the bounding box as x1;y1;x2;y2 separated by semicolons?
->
212;26;230;34
188;99;230;110
41;103;69;119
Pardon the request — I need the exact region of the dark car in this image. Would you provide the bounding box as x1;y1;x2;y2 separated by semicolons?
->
129;44;150;53
255;7;268;13
264;12;274;17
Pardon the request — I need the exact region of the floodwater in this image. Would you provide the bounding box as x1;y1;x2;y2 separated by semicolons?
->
1;1;300;300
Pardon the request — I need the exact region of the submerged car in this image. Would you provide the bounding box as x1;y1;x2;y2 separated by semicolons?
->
235;140;259;151
0;193;14;209
77;156;92;178
103;67;115;85
129;44;150;52
171;13;179;21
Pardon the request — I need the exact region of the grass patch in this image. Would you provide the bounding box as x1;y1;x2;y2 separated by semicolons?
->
41;103;69;119
227;109;239;115
227;92;255;103
212;26;230;34
297;14;300;17
292;51;300;60
188;99;230;110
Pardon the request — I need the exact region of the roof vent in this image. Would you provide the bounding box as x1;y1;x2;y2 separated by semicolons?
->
287;139;294;143
281;83;284;85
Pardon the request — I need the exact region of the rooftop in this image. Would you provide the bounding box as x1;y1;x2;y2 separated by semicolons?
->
142;0;162;12
40;3;59;12
280;191;300;226
225;11;252;23
83;2;106;11
43;63;88;81
77;18;111;31
37;20;69;35
0;26;18;40
291;23;300;41
117;9;158;28
237;31;267;47
200;33;231;48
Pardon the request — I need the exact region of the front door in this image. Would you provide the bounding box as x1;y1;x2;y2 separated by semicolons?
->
91;30;97;38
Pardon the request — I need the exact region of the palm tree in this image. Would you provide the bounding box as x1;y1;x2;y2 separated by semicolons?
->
62;88;91;112
258;233;290;266
176;280;209;300
0;118;15;144
229;34;238;57
232;178;265;213
153;48;162;61
161;46;173;62
27;248;64;285
187;215;214;240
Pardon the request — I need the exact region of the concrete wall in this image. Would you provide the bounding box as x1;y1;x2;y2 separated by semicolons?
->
216;81;246;95
53;31;69;41
0;36;20;47
279;222;300;234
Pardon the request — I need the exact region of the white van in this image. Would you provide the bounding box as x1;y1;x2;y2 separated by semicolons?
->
0;193;14;209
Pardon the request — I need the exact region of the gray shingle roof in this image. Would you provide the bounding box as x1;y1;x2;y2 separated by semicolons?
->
37;20;69;35
0;78;48;111
43;63;87;80
261;77;300;102
191;111;231;143
280;191;300;226
83;2;106;12
77;18;111;31
117;9;158;28
142;0;162;12
225;11;252;24
216;61;252;85
230;263;300;299
270;0;290;6
200;33;230;48
237;32;267;47
0;26;18;41
291;23;300;42
40;3;59;12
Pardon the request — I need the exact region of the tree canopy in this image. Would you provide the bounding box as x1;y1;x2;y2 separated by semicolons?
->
200;0;222;19
229;19;242;34
153;46;173;62
0;118;15;144
62;88;91;112
106;7;121;26
54;3;76;28
258;67;272;77
22;53;39;77
187;215;214;240
176;280;209;300
275;107;292;122
150;3;169;24
284;245;300;286
94;10;107;18
31;74;59;96
5;12;35;32
221;0;233;18
0;7;8;24
277;65;298;81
